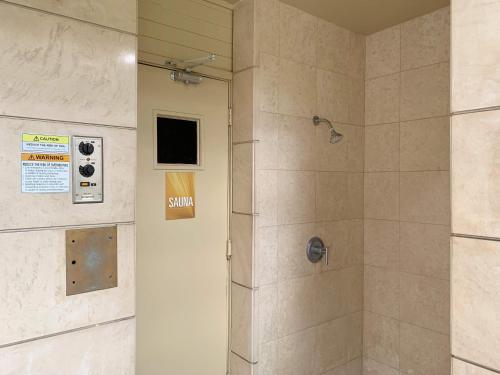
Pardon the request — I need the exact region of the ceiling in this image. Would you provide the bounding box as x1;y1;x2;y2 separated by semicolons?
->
224;0;450;34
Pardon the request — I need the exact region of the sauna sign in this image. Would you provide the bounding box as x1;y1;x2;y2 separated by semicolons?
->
21;133;70;193
165;172;196;220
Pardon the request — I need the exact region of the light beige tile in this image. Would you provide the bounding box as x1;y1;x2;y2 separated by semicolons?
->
316;312;363;373
257;53;280;113
452;237;500;370
400;323;450;375
400;272;450;334
324;357;362;375
231;283;255;361
278;275;316;337
316;19;350;74
348;77;365;126
255;226;278;286
400;222;450;280
0;319;135;375
255;0;279;57
231;214;253;287
401;7;450;71
0;3;136;127
0;225;134;346
364;172;399;221
315;267;363;324
453;358;497;375
452;111;500;237
400;117;450;171
317;173;363;221
279;2;317;66
317;69;349;124
400;171;450;225
277;115;316;171
231;352;253;375
347;32;366;79
233;69;255;142
364;265;399;319
8;0;137;33
277;223;316;281
257;284;278;345
366;25;400;79
316;220;364;271
363;311;400;368
233;143;254;214
233;0;254;72
400;63;450;121
364;220;399;270
278;327;317;375
255;111;279;170
365;123;399;172
258;340;278;375
255;170;278;227
279;59;316;118
365;74;400;126
363;357;399;375
0;118;135;230
451;0;500;111
277;171;315;225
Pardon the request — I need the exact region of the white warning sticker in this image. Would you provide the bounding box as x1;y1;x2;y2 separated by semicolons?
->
21;153;70;193
22;133;70;154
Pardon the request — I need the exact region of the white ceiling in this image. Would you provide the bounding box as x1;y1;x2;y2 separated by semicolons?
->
225;0;450;34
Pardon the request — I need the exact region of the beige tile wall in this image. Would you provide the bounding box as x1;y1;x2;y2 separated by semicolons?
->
0;1;137;372
451;0;500;373
232;0;365;373
363;7;451;375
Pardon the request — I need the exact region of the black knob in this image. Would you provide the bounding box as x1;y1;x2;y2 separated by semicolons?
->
79;164;95;178
78;142;94;156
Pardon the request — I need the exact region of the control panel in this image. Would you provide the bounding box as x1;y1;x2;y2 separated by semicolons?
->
72;136;103;204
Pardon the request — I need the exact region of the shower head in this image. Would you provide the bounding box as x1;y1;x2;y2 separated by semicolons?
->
312;116;343;144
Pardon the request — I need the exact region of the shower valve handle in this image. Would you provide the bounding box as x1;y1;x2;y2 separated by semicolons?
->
306;237;329;265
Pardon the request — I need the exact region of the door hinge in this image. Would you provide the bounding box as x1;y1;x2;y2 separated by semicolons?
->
228;108;232;127
226;239;232;259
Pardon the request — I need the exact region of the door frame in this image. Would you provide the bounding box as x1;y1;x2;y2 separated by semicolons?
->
137;60;233;374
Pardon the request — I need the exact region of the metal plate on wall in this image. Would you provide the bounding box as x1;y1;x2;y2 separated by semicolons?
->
66;226;117;296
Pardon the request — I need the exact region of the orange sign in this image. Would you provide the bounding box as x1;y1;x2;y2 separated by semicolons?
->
165;172;195;220
21;153;70;162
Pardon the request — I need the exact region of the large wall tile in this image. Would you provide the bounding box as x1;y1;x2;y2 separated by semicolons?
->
0;319;135;374
364;265;399;319
364;220;399;270
365;74;400;126
255;0;279;58
255;226;278;286
452;237;500;370
452;111;500;237
400;117;450;171
0;225;135;345
324;357;362;375
8;0;137;33
0;118;135;230
255;170;278;227
255;111;279;170
231;213;254;287
400;323;450;375
400;171;450;225
277;327;317;375
233;69;255;142
363;357;399;375
230;353;253;375
0;3;137;128
257;284;278;345
400;222;450;280
316;19;350;75
399;272;450;334
363;311;399;368
277;223;316;280
401;7;450;71
400;63;449;121
453;358;498;375
231;283;255;361
279;58;316;118
452;0;500;111
364;123;399;172
364;173;399;221
278;115;316;171
233;143;254;214
277;171;315;225
317;69;349;124
365;26;400;79
257;54;279;113
233;0;255;72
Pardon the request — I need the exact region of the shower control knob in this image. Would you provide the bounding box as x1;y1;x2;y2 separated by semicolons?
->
79;164;95;178
78;141;94;156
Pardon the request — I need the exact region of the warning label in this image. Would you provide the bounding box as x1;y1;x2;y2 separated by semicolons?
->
21;153;70;193
22;133;70;154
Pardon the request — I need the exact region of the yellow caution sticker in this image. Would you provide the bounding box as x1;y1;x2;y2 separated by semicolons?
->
21;153;70;162
22;134;69;144
22;133;70;154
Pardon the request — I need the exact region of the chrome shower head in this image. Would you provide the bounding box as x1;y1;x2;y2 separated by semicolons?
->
312;116;343;144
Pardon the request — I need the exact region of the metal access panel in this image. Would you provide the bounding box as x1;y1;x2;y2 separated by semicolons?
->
66;226;117;296
72;135;103;203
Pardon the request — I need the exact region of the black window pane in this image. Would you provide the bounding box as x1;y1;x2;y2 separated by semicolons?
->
157;117;198;165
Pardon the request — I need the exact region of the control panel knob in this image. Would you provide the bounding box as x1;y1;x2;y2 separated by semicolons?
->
79;164;95;178
78;142;94;156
